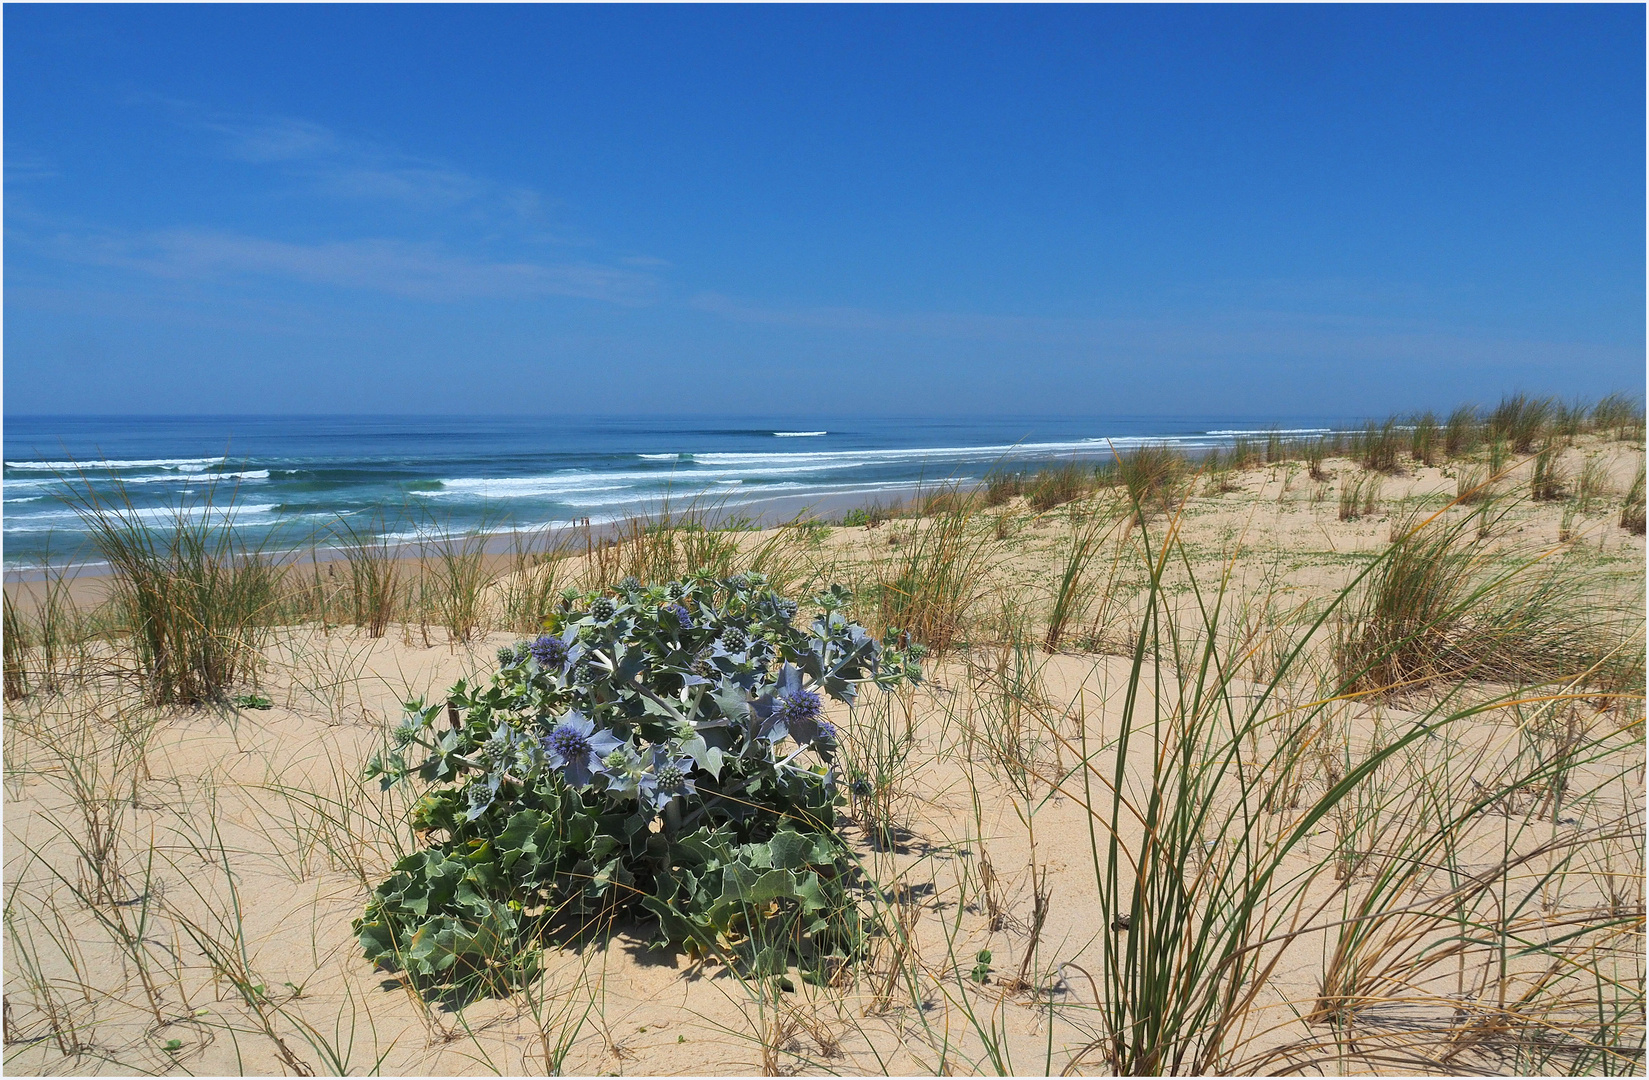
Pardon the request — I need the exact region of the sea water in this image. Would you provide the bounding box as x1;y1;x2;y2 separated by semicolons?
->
3;414;1341;569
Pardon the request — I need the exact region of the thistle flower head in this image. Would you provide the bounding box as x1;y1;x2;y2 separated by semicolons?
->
530;634;569;669
541;713;623;788
773;687;824;729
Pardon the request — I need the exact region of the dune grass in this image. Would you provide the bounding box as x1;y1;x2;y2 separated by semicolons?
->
59;475;281;706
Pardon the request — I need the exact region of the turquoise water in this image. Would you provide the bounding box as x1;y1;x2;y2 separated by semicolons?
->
3;414;1342;568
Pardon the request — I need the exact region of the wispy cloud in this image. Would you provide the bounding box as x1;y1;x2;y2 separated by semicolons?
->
203;115;342;163
8;103;668;306
5;153;61;184
45;227;658;304
192;111;525;215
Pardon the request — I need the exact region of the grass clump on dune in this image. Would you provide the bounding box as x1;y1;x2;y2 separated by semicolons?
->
873;482;998;653
62;476;279;707
1621;462;1647;536
1334;504;1639;697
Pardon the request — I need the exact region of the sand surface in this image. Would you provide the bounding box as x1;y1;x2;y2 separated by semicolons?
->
5;439;1644;1076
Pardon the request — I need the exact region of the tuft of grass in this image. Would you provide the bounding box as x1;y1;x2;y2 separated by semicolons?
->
1228;437;1260;471
500;527;570;636
1455;463;1493;505
333;508;402;637
1574;454;1613;513
1489;392;1554;453
1354;419;1404;474
1407;411;1440;466
874;483;996;653
418;516;495;644
1530;442;1569;502
1044;501;1124;652
1114;443;1185;522
1592;392;1646;442
1338;471;1381;521
61;474;280;706
1334;505;1637;696
1443;404;1479;457
1302;437;1331;482
3;591;29;701
1621;461;1646;536
583;498;744;591
1026;462;1089;512
982;471;1023;507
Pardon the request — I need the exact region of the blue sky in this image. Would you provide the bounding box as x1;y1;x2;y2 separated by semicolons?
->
5;5;1643;417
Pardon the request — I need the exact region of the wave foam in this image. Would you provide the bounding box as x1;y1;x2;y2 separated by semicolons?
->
2;503;280;533
4;456;228;472
1204;428;1333;436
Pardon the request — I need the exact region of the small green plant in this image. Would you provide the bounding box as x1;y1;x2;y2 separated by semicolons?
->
233;692;274;710
357;575;919;1001
842;503;893;528
970;948;992;984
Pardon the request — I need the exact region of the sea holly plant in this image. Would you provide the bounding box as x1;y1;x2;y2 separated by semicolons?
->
355;574;920;1001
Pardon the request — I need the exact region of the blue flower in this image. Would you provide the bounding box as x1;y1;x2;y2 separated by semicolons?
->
753;664;827;746
541;712;624;788
530;632;571;670
662;603;692;629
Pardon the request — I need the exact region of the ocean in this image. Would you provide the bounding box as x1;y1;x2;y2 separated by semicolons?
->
3;414;1343;570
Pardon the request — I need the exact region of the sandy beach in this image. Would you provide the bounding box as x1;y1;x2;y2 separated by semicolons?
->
5;429;1643;1076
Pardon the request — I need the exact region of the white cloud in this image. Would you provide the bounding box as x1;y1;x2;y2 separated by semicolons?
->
50;228;658;304
189;111;537;217
203;116;342;163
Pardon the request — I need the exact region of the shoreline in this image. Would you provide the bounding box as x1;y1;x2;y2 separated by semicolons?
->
0;483;938;590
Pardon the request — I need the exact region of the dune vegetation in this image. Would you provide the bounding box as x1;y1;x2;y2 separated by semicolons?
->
4;395;1645;1076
